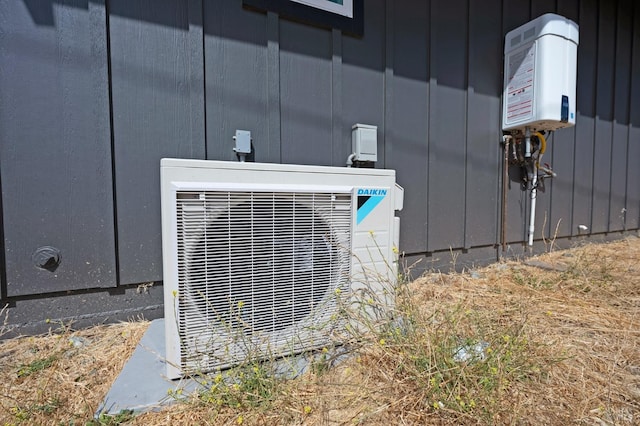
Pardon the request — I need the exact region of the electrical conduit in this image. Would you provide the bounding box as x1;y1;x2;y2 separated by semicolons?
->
527;132;547;247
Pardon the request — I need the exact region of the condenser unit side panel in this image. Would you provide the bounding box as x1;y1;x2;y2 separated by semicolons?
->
161;171;182;379
351;184;397;290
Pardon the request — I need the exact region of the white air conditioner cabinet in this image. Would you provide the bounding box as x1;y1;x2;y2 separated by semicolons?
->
161;158;403;379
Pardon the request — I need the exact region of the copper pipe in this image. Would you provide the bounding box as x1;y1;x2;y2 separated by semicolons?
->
501;135;512;255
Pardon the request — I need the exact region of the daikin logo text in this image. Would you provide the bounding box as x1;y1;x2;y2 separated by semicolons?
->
357;188;387;196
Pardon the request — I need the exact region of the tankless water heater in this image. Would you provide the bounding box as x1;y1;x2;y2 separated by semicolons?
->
502;13;579;132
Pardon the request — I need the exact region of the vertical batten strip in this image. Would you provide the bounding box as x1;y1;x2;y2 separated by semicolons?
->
267;11;282;163
331;28;343;167
383;0;394;170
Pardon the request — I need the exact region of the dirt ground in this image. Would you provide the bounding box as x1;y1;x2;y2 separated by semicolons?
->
1;236;639;425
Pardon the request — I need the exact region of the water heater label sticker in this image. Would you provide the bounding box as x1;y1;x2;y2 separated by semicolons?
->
356;188;387;224
506;43;535;123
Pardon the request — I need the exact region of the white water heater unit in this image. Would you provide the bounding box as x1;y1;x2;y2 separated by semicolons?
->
502;13;579;132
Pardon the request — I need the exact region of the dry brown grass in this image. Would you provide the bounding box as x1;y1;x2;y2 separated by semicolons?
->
1;237;639;425
0;321;148;425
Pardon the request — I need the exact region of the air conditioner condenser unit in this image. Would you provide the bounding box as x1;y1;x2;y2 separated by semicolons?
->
161;159;404;379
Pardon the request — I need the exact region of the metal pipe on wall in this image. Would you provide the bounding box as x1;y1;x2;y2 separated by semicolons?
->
528;171;538;247
501;135;513;254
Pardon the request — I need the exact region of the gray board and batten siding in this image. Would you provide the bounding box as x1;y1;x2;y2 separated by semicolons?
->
0;0;639;334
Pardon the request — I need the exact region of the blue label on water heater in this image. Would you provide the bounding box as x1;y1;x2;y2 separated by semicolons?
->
561;95;569;122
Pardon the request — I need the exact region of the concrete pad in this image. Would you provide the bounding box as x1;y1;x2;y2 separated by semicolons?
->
96;318;347;417
95;319;197;416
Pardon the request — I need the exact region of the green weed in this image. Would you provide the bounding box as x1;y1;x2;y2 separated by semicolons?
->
87;409;135;426
8;398;62;424
16;354;58;378
32;398;61;414
512;270;553;289
194;362;280;410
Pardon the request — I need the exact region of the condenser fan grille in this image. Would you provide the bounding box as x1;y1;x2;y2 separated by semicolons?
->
175;190;352;373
